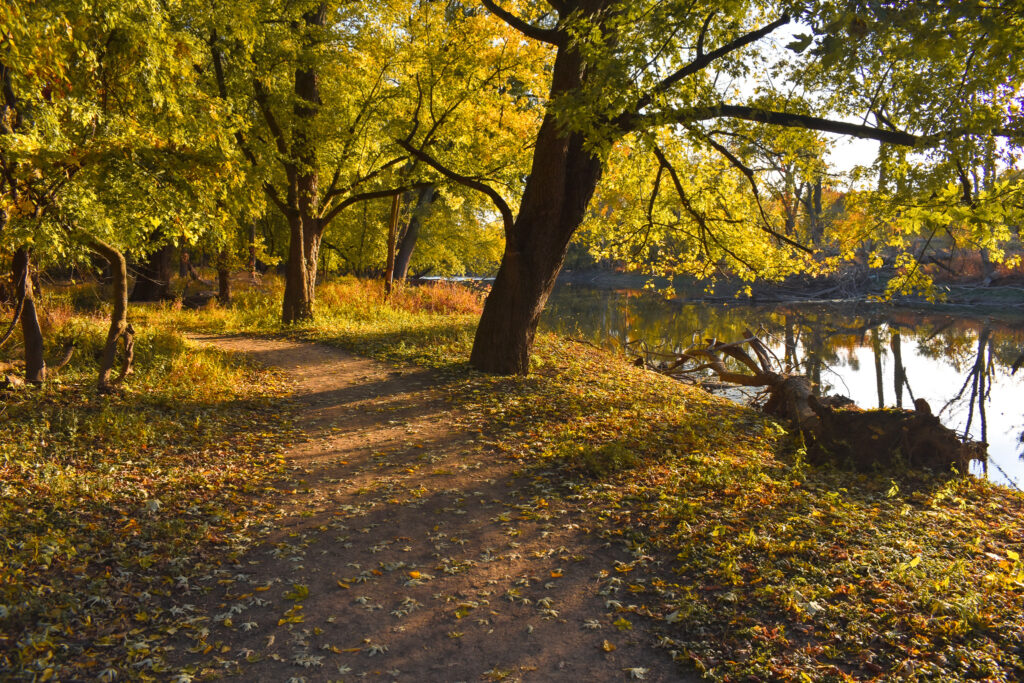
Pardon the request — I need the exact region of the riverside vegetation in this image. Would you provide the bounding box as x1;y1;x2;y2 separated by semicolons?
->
2;277;1023;681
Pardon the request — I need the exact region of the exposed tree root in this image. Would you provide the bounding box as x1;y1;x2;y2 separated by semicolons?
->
655;332;986;474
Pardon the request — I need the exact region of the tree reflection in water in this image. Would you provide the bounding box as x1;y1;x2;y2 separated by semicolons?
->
543;285;1024;487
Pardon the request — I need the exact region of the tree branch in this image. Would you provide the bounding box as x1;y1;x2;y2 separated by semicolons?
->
695;12;714;58
650;104;921;146
324;155;408;200
627;14;790;119
0;266;25;348
701;134;813;254
319;183;431;229
396;140;515;235
253;79;291;158
263;182;289;215
482;0;562;45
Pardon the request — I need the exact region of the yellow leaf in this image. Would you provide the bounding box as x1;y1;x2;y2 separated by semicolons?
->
601;640;616;652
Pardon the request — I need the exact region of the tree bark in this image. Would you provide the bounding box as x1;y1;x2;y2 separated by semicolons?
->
394;185;437;282
279;4;327;324
90;238;132;392
13;247;45;384
891;331;905;408
129;242;173;301
218;266;231;305
384;193;401;297
470;46;604;374
871;328;885;409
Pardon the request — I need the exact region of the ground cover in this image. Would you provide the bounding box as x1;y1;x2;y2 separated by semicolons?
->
3;277;1023;681
155;277;1024;681
0;301;294;680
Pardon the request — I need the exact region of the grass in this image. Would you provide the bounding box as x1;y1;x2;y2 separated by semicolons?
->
165;275;1024;681
0;300;295;681
4;275;1024;681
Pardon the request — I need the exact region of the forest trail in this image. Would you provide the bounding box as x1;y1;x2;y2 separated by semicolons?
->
173;335;695;683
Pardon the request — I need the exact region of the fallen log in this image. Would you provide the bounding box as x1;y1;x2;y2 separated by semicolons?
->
656;332;986;474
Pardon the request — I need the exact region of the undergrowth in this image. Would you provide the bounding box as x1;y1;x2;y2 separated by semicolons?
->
4;275;1023;681
0;307;294;680
154;275;1024;682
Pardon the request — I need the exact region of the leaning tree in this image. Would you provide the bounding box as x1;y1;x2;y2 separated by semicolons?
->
406;0;1023;374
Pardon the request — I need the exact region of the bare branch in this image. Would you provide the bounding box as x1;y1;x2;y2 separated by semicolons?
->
680;348;770;387
319;183;431;229
324;155;408;200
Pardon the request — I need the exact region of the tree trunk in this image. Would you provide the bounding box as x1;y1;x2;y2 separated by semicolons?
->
218;266;231;305
810;176;824;246
891;331;905;408
13;247;45;384
871;328;885;409
384;193;401;297
394;185;437;282
279;6;327;323
470;48;604;374
91;238;132;393
129;242;173;301
281;214;321;323
248;222;259;281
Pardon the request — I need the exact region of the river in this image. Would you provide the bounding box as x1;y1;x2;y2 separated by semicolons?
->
541;284;1024;489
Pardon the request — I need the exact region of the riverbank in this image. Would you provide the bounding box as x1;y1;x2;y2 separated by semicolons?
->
557;268;1024;313
152;277;1024;681
3;278;1024;681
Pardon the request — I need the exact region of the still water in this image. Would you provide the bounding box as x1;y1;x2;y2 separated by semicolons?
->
541;284;1024;489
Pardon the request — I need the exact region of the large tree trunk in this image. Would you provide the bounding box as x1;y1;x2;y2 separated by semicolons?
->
218;267;231;305
470;48;604;374
129;242;173;301
91;238;133;392
216;248;231;305
281;214;321;323
13;247;45;384
394;185;437;282
279;4;326;324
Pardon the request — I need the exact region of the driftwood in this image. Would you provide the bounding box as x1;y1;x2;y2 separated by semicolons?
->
657;331;986;474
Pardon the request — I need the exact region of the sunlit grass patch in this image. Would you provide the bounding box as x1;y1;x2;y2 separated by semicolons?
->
140;275;482;370
0;315;293;680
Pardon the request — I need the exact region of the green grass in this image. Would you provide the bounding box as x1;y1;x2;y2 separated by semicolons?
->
155;275;1024;681
5;275;1024;681
165;276;1024;681
0;305;294;681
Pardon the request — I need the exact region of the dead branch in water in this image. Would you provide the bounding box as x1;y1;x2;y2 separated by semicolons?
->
650;333;986;474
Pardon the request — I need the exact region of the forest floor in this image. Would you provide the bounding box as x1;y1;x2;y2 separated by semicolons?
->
169;333;690;682
4;277;1024;682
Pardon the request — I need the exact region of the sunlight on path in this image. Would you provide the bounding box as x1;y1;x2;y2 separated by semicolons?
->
171;335;695;682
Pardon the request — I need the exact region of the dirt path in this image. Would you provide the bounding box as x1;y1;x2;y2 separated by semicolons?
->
173;335;696;682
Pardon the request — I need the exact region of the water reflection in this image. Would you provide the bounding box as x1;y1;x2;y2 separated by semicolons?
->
542;285;1024;488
